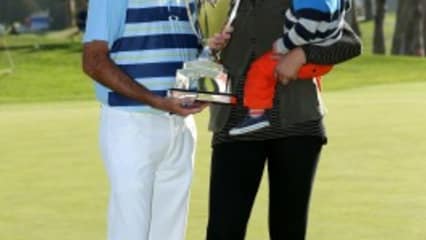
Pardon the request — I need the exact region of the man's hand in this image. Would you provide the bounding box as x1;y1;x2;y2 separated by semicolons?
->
207;26;234;51
272;47;307;85
155;97;208;117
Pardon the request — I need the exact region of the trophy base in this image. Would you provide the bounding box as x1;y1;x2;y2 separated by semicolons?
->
169;88;237;105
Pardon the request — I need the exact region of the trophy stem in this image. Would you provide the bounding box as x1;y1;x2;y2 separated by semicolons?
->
198;46;214;60
198;46;216;61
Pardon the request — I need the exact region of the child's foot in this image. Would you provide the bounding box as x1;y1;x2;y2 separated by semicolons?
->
229;114;270;136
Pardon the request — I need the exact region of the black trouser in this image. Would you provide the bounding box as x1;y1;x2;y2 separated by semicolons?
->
206;136;324;240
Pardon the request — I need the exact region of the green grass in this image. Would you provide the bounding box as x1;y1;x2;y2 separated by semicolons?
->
0;33;92;103
324;54;426;90
1;82;426;240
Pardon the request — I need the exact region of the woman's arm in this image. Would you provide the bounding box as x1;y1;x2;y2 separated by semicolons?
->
274;23;362;82
301;23;363;65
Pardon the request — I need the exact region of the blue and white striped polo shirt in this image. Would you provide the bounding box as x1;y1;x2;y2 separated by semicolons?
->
84;0;200;112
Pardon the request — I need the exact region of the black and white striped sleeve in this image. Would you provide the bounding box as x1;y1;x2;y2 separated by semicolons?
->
274;8;344;54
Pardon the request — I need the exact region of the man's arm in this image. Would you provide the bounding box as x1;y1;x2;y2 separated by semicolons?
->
82;41;204;116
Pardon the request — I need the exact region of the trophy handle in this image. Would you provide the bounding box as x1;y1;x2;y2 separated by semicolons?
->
225;73;233;93
225;0;242;29
198;77;220;93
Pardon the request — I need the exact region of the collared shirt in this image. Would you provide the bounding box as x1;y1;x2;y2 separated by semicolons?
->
84;0;200;112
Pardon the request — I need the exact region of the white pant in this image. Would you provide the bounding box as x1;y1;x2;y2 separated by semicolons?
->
99;106;197;240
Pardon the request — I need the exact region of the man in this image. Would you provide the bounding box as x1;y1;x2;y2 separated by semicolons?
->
82;0;228;239
205;0;362;239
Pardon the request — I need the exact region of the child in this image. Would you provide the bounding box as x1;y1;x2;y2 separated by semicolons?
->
229;0;351;136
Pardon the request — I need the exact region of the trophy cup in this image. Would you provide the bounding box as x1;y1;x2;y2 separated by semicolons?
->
168;0;242;105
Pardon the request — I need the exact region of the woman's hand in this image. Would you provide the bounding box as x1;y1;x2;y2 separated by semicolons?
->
207;26;234;51
273;47;307;85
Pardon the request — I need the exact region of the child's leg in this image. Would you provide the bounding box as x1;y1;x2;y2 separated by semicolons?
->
244;51;278;110
229;53;276;136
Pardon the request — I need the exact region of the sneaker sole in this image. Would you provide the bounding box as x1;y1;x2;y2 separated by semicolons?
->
229;121;270;136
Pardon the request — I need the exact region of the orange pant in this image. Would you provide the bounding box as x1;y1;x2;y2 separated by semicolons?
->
244;51;333;109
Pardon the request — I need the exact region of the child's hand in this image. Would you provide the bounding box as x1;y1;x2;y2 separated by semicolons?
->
207;26;234;51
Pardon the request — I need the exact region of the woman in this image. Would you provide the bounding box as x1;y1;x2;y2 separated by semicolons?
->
205;0;362;239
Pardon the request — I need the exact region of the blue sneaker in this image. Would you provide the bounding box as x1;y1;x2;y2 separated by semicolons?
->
229;114;270;136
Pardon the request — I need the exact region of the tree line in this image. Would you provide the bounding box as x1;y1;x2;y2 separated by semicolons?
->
348;0;426;57
0;0;86;30
1;0;425;57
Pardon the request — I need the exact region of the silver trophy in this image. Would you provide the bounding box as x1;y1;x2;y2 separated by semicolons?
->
168;0;241;104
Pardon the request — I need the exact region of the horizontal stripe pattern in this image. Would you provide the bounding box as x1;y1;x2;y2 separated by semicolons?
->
284;9;297;30
128;0;196;10
122;21;194;37
293;8;343;22
111;48;199;64
110;34;199;52
104;0;199;108
108;90;167;106
132;77;176;90
293;19;342;42
110;77;178;91
292;0;347;15
126;7;189;22
276;0;348;53
117;62;184;78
